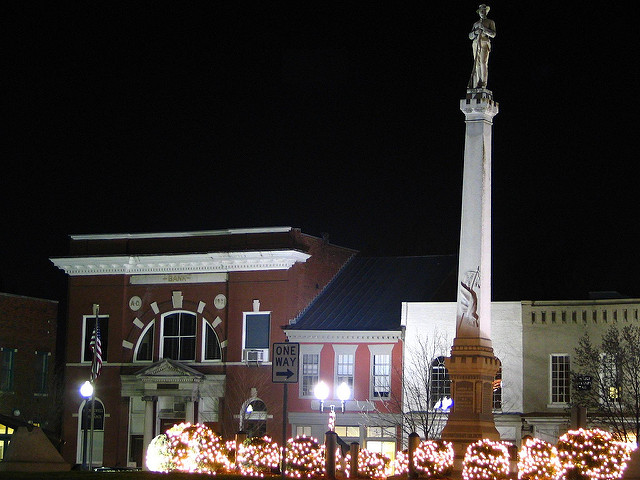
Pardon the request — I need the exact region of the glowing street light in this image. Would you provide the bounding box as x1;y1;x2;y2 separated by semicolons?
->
336;382;351;413
314;381;329;411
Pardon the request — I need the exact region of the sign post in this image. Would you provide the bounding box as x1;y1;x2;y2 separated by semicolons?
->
272;342;299;478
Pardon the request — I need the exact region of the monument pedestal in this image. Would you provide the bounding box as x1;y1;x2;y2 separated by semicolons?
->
440;337;500;461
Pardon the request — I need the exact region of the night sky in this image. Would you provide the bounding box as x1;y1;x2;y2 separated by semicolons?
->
4;3;638;303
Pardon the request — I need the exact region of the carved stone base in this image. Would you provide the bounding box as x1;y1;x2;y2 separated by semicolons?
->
440;337;500;459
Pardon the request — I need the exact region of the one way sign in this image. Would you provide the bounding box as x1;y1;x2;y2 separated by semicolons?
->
272;342;299;383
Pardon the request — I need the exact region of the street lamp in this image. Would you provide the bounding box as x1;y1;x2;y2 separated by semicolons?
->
79;381;94;470
314;381;351;431
336;382;350;413
314;381;329;412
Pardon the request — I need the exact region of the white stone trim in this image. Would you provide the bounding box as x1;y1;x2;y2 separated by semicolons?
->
51;250;311;276
70;227;293;241
286;330;402;343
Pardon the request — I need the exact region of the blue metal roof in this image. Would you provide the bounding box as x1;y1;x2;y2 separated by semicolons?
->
287;255;457;331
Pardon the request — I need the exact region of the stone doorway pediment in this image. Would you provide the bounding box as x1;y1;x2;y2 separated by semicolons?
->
135;358;205;384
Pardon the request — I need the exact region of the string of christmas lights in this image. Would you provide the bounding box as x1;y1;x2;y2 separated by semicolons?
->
518;437;562;480
556;428;634;480
145;422;636;479
462;439;511;480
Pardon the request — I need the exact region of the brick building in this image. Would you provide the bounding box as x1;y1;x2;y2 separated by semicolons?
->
0;292;59;460
50;227;355;468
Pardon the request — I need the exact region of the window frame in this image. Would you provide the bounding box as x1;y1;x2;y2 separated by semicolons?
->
299;344;323;398
34;350;51;395
242;311;271;362
82;315;109;363
202;318;222;362
0;347;16;393
334;344;357;399
134;321;155;363
369;344;393;400
159;310;197;361
430;356;451;409
549;353;571;405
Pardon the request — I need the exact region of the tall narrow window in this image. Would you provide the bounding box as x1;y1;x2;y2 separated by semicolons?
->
83;316;109;363
243;313;270;361
430;356;450;408
162;312;196;361
372;354;391;398
551;354;571;404
34;351;50;395
302;353;319;397
204;321;222;361
492;366;502;410
0;348;16;392
601;353;620;402
336;354;354;391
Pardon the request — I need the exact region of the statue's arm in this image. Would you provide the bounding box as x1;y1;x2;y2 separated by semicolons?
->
482;19;496;38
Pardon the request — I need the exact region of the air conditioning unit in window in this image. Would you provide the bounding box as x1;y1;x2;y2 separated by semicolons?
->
243;349;266;364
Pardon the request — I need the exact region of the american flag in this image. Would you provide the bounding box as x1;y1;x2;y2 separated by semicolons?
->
90;319;103;381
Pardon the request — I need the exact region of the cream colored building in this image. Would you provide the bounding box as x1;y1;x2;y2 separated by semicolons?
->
402;297;640;446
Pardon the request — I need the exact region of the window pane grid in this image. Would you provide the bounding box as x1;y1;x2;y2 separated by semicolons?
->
302;353;319;397
430;356;450;407
551;355;570;403
337;354;354;389
163;312;196;361
373;354;390;397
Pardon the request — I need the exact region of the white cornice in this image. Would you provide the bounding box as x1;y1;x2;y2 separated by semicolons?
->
285;330;402;343
51;250;311;276
69;226;293;241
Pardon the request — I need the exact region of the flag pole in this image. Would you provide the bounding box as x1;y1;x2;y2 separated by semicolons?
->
88;303;99;470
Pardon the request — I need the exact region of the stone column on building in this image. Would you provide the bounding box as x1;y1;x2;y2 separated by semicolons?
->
142;396;156;471
185;397;195;424
440;8;501;456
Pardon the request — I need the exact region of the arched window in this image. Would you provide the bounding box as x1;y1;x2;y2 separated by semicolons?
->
430;356;450;408
242;399;267;438
161;311;196;361
203;321;222;361
134;322;154;362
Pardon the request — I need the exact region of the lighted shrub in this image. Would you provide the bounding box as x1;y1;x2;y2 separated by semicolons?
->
414;440;455;478
394;449;409;475
161;422;231;474
349;449;390;479
238;435;281;476
556;429;633;480
462;439;510;480
146;433;175;473
284;435;324;478
518;437;562;480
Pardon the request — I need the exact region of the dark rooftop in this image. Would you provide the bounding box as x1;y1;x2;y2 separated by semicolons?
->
287;255;457;331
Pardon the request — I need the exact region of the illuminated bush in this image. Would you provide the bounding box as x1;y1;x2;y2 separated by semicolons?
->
414;440;455;478
346;449;390;479
556;429;633;480
284;435;324;478
146;433;175;473
462;439;510;480
238;435;281;476
518;437;562;480
146;422;231;474
394;449;409;475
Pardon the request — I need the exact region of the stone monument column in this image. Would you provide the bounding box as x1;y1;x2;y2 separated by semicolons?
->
440;4;500;460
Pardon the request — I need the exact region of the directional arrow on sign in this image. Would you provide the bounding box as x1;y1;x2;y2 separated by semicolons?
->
276;369;294;379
